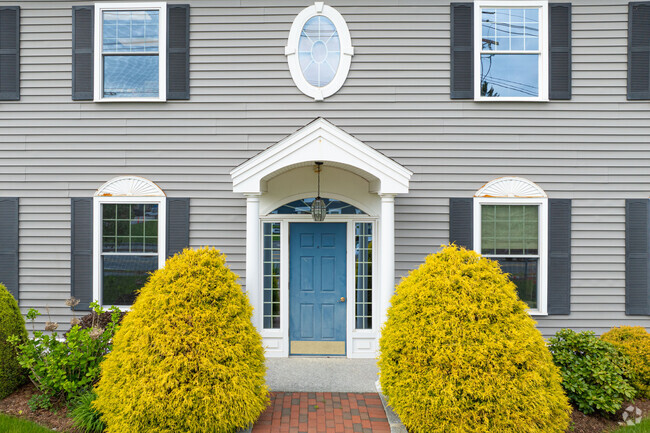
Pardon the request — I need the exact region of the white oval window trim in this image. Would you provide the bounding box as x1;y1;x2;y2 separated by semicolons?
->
285;2;354;101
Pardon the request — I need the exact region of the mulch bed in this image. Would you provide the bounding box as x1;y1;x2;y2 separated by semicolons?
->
1;383;648;433
571;399;650;433
0;383;81;433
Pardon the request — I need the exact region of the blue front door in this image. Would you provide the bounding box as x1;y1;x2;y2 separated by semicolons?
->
289;222;347;355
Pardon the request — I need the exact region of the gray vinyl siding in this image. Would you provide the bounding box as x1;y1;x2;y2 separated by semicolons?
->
1;0;649;336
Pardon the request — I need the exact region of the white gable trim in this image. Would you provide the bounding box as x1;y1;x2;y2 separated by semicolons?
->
230;118;412;195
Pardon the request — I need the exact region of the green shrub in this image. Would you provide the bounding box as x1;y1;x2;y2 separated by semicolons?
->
0;283;28;399
601;326;650;398
9;302;121;408
378;245;570;433
548;328;636;414
94;247;268;433
70;390;106;433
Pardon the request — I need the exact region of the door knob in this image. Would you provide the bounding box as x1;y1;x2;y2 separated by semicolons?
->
340;297;346;302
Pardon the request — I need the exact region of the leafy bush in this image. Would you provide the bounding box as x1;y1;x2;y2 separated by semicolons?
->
9;302;121;408
94;247;268;433
601;326;650;398
70;390;106;433
549;328;636;414
378;245;570;433
0;283;28;399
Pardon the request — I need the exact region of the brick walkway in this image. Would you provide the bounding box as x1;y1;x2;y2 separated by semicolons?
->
252;392;391;433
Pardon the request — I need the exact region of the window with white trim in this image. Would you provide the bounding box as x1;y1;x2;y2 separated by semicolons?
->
94;2;166;101
475;1;548;100
93;176;167;307
473;177;548;314
263;222;281;329
285;2;354;101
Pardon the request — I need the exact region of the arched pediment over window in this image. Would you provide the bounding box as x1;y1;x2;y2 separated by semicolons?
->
475;176;547;198
95;175;166;197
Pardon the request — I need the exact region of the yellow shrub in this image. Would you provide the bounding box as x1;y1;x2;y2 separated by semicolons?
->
94;247;268;433
601;326;650;398
378;245;570;433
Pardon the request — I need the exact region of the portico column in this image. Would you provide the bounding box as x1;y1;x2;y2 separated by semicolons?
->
245;193;261;331
379;193;396;326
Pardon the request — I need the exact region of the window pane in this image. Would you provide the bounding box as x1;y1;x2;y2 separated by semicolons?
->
102;255;157;305
481;205;538;255
480;54;538;97
494;257;538;309
103;10;159;53
263;222;281;329
271;198;366;215
355;222;373;329
298;16;340;87
482;8;539;52
102;203;158;253
103;56;159;98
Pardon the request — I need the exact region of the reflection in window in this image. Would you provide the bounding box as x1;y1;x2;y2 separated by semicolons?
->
102;256;157;305
355;223;372;329
263;222;281;329
481;204;539;308
298;16;341;87
480;7;540;97
101;203;158;305
102;10;160;97
271;198;365;215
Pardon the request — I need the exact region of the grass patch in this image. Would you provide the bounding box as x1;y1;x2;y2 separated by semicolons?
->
611;418;650;432
0;414;54;432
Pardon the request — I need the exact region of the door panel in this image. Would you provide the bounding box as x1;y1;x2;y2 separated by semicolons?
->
289;222;346;355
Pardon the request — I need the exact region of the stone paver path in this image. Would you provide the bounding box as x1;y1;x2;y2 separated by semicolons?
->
252;391;391;433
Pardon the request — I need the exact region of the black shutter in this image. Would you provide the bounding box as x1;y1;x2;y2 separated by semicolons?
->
0;198;19;300
627;2;650;100
167;198;190;258
449;198;473;249
72;6;93;101
548;199;571;314
0;6;20;101
549;3;572;100
71;198;93;311
450;3;473;99
167;5;190;100
625;199;650;315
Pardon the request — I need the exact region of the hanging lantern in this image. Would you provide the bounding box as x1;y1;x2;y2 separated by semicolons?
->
311;162;326;222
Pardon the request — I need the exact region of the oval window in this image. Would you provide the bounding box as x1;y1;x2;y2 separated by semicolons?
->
299;16;340;87
286;3;354;101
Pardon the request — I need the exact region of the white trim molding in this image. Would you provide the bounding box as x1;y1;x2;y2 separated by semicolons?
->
95;175;166;197
475;176;547;198
285;2;354;101
473;0;549;102
94;2;167;102
473;177;548;315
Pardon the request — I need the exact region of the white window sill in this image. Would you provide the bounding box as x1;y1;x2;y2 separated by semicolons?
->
474;96;549;102
528;310;548;316
94;97;167;103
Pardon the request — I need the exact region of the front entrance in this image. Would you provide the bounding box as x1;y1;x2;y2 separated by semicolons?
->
289;222;347;355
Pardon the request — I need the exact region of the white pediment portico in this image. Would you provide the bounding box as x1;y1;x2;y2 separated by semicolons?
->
230;119;411;358
230;118;412;196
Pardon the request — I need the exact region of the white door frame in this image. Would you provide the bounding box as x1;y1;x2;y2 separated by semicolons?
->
259;214;379;358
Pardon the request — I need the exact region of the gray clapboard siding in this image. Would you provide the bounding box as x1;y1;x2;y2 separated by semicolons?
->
1;0;650;335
